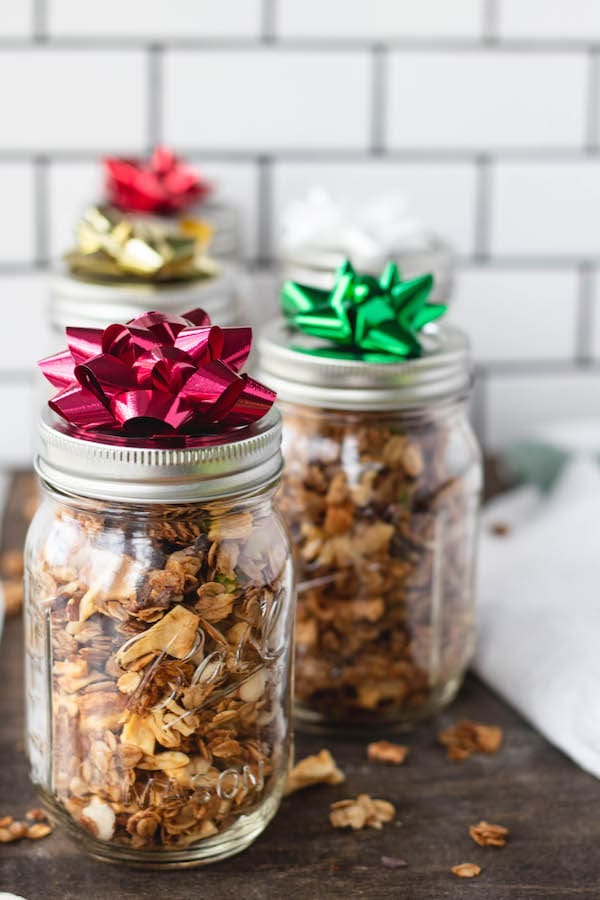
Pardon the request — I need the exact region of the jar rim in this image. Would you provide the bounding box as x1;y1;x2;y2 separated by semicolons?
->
35;406;283;505
256;319;472;411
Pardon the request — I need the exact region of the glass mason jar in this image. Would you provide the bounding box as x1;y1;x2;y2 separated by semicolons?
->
257;320;482;731
24;407;294;866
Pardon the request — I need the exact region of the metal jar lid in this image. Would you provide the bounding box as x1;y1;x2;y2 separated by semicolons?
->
256;319;472;411
35;407;283;505
49;262;239;333
279;236;456;305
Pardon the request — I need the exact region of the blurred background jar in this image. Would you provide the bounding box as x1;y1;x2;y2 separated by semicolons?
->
257;319;482;731
24;406;293;866
48;205;243;338
277;189;456;307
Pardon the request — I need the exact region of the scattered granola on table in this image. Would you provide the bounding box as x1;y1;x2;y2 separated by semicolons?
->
285;749;345;795
469;820;509;847
438;720;503;760
367;740;409;765
0;809;53;843
329;794;395;831
452;863;481;878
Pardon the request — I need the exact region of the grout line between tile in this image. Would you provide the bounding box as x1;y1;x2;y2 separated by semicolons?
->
370;44;387;154
576;262;595;362
33;0;47;42
474;155;491;261
256;156;273;265
261;0;277;43
1;148;600;163
33;155;49;267
0;36;599;52
147;44;164;149
586;50;600;151
482;0;499;45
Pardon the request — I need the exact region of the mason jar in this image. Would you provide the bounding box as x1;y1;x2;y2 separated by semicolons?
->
257;320;482;731
24;407;293;866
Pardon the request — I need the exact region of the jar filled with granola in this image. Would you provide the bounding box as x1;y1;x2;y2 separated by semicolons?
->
25;310;293;866
257;263;482;730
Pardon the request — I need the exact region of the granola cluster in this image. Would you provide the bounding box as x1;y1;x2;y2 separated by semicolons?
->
278;404;479;724
26;497;292;854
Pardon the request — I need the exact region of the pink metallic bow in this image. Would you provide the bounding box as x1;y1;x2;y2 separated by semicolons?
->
39;309;275;442
104;146;212;215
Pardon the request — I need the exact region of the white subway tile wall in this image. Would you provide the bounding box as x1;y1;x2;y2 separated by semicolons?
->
277;0;484;39
1;0;600;465
163;50;371;150
0;4;33;38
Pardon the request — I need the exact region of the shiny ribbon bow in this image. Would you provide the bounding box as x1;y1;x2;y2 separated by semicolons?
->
281;259;446;361
66;206;217;283
39;309;275;442
104;146;212;215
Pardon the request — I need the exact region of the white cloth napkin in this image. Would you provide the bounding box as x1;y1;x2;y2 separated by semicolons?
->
474;456;600;777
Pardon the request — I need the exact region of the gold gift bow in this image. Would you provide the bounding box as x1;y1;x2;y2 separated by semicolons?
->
66;206;218;283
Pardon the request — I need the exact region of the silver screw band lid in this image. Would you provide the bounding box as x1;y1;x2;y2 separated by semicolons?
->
256;319;472;411
35;407;283;505
49;262;239;332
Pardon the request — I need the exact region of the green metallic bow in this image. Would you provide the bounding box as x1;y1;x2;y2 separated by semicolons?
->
281;260;447;361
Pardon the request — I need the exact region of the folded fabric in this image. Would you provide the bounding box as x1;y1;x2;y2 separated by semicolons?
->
474;456;600;777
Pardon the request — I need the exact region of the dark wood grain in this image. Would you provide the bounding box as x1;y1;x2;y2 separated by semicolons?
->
1;472;600;899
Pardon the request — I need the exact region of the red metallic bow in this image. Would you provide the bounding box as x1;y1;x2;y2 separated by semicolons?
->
39;309;275;442
104;146;212;215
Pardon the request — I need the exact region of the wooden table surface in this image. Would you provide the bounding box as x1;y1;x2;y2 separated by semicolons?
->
2;473;600;899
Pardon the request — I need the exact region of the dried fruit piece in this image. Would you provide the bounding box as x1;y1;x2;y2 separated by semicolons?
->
25;808;48;822
80;797;116;841
329;794;395;831
285;749;345;795
469;820;509;848
452;863;481;878
367;741;409;765
26;823;53;840
438;720;503;760
116;605;200;666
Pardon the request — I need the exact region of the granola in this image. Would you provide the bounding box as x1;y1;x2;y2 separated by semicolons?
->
438;720;503;761
278;404;480;724
25;497;293;854
0;809;53;843
452;863;481;878
469;820;509;847
367;741;409;765
285;749;345;795
329;794;395;830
